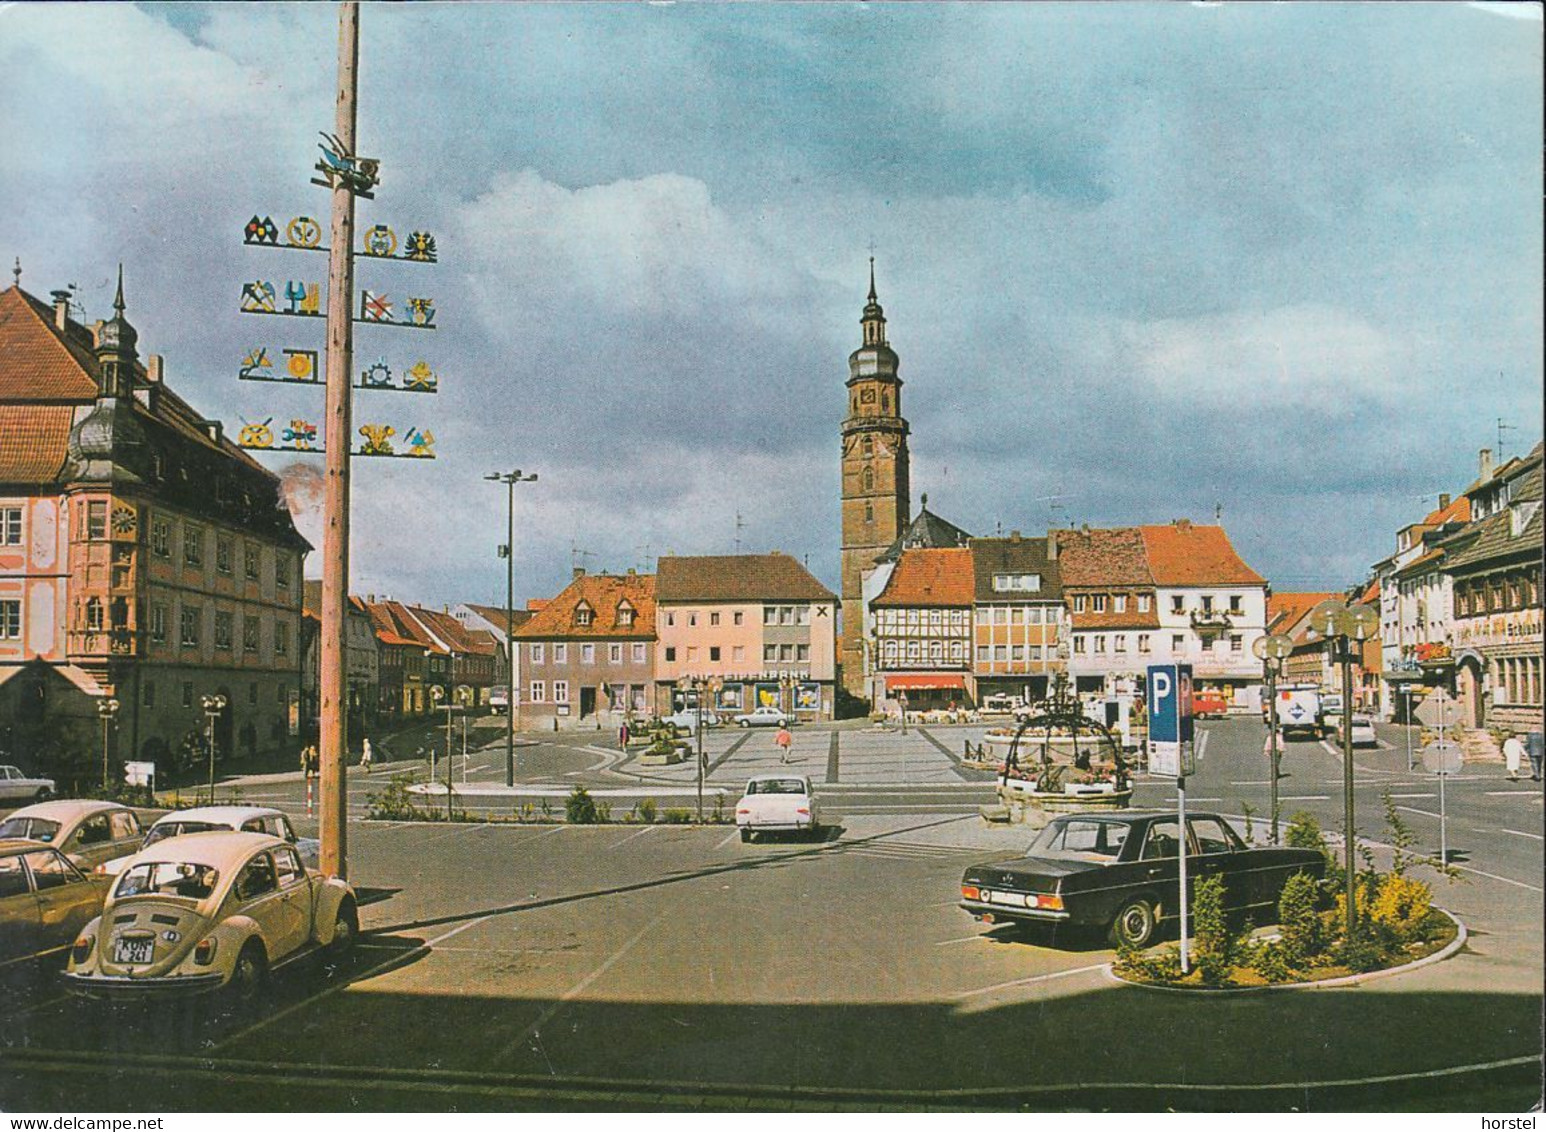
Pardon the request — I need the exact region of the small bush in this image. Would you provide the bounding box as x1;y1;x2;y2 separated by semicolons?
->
662;807;693;824
595;800;613;823
366;772;424;821
565;786;600;824
1249;939;1297;983
1285;810;1327;853
1334;931;1386;973
636;797;658;824
1114;942;1185;982
1190;874;1235;984
1370;873;1433;944
712;792;727;824
1277;871;1323;964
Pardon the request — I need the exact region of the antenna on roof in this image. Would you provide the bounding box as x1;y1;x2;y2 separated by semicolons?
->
1497;416;1516;463
1214;501;1223;523
570;543;595;572
1032;493;1068;530
635;542;654;573
734;511;745;555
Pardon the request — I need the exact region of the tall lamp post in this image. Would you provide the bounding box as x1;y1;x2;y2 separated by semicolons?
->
200;693;227;804
485;469;538;787
1306;599;1379;941
1251;633;1295;843
97;697;120;793
428;651;456;819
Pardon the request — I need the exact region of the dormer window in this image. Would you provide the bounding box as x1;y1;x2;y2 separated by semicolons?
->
616;602;634;628
574;602;593;627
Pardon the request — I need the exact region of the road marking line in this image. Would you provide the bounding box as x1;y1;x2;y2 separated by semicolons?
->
1397;805;1443;820
500;907;671;1060
934;935;986;946
1195;731;1210;761
953;962;1108;1000
607;826;655;850
1389;793;1436;799
1501;828;1544;841
213;912;498;1053
1277;795;1329;801
713;828;743;850
1484;790;1541;797
1447;865;1543;893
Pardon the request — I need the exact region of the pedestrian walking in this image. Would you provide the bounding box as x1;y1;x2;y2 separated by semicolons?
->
301;744;319;780
1501;730;1524;782
619;721;631;751
775;725;793;764
1526;731;1544;782
360;737;373;773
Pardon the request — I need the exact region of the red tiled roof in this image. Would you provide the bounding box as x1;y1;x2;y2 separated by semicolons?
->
1054;528;1154;587
0;404;73;481
1138;522;1265;586
363;600;439;650
656;553;835;603
873;548;975;608
1267;592;1337;636
1423;495;1471;526
0;286;101;402
410;606;498;657
513;573;657;639
462;603;534;635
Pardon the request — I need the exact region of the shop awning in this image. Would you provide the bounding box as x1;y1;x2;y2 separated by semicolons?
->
885;674;967;692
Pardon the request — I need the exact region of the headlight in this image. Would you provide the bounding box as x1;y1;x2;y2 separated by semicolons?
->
194;937;219;966
71;934;95;964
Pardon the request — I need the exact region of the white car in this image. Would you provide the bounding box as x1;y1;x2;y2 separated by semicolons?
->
732;706;794;728
0;800;143;871
1347;715;1379;748
663;708;720;733
735;775;819;842
64;830;356;1002
0;765;55;804
98;806;320;876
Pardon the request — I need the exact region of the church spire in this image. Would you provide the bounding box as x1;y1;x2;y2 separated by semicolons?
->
868;256;877;302
94;263;138;398
112;263;126;316
861;259;887;348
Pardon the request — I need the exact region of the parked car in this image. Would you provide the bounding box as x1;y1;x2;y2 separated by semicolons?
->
663;707;720;733
735;775;819;842
0;766;55;805
98;806;320;876
489;687;509;715
1;840;111;975
1192;691;1230;720
1346;715;1379;748
732;706;794;728
0;801;143;871
959;811;1325;948
64;831;357;1002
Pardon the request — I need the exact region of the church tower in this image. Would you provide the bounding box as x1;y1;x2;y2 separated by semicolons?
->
839;260;910;698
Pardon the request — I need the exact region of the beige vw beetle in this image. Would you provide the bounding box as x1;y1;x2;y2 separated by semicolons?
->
63;830;356;1001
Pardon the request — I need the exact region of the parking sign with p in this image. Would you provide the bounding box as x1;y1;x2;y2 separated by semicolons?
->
1146;663;1194;777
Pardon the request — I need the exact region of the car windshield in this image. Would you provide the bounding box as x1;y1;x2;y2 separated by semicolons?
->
142;820;229;847
0;816;61;842
747;779;806;795
1027;818;1131;860
113;861;220;901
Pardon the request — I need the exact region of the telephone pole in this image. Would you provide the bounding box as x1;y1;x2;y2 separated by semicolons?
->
320;1;360;879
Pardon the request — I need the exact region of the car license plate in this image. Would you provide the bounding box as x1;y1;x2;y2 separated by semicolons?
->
113;937;154;965
985;891;1027;908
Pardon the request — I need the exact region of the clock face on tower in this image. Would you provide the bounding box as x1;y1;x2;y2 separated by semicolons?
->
860;387;876;404
111;504;137;537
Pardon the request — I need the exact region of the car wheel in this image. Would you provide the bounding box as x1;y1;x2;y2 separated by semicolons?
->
739;720;750;728
34;787;52;802
1109;897;1158;949
327;899;359;957
227;941;268;1005
739;828;752;843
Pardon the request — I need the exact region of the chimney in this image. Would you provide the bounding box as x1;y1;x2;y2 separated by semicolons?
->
1047;531;1059;560
1174;518;1191;530
627;567;636;575
1010;530;1021;541
572;566;585;580
146;355;163;383
1479;448;1494;479
51;290;71;330
1438;493;1451;511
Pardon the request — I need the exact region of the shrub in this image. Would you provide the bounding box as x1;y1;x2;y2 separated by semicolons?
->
595;800;613;823
636;797;658;824
1370;873;1433;944
1285;810;1327;854
1334;931;1386;973
1332;874;1376;935
662;807;693;824
565;786;600;824
1277;871;1323;964
1249;939;1297;983
366;772;424;821
1189;874;1235;984
712;792;727;824
1114;942;1184;982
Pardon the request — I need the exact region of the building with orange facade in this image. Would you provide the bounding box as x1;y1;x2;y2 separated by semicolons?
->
869;546;975;711
1;277;307;780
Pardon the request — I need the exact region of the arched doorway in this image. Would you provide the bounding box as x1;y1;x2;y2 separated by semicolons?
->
1455;656;1485;729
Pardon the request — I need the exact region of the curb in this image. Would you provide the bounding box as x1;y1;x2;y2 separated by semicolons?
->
1103;907;1467;994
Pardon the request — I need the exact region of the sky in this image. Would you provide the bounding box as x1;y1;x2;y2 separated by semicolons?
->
2;1;1541;608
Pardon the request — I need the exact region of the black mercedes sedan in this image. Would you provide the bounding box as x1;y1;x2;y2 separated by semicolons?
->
960;811;1325;948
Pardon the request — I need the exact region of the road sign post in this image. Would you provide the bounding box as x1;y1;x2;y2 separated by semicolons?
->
1147;663;1194;973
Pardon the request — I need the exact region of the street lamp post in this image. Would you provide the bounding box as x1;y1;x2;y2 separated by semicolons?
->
1252;633;1295;844
97;697;120;793
485;470;538;787
200;693;227;804
1306;599;1379;942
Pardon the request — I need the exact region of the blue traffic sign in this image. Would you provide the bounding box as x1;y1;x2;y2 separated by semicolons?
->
1147;663;1195;745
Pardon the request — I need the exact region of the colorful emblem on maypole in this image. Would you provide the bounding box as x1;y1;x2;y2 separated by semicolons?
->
285;216;322;248
313;132;380;199
239;347;273;380
405;361;438;391
405;232;438;262
404;428;435;458
361;360;392;387
358;423;396;455
238;418;275;449
408;297;436;328
244;216;279;245
282;420;319;450
360;291;393;322
284;349;319;381
363;225;397;258
285;281;321;315
240;281;277;313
